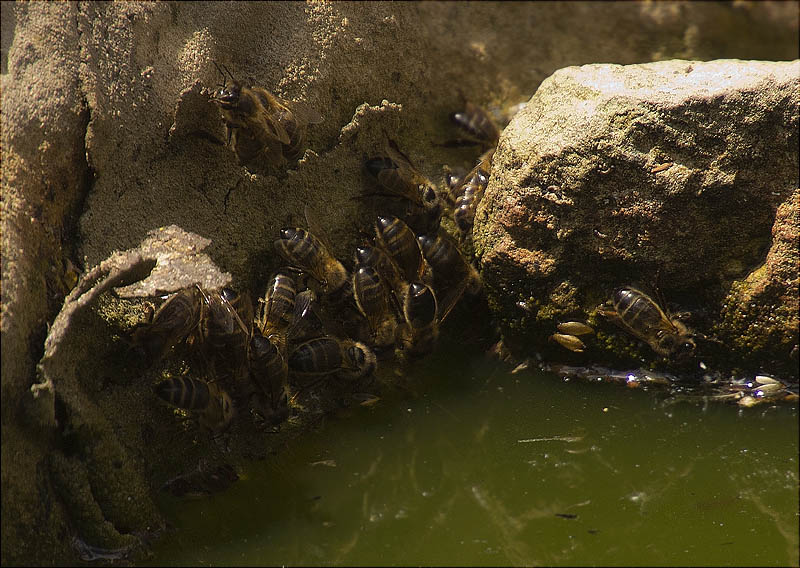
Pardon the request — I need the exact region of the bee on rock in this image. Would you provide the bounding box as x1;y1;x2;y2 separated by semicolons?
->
211;63;322;167
598;287;696;359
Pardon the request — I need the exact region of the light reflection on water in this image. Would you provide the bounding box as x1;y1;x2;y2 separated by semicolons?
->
145;345;799;566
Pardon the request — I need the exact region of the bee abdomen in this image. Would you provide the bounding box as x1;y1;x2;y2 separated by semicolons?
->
353;266;388;317
375;215;423;283
275;228;321;265
451;104;500;145
258;271;298;335
288;337;344;376
154;376;210;410
613;288;664;330
403;282;437;329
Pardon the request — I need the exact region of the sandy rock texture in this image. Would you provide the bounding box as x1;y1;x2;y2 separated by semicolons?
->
2;1;798;564
475;59;799;374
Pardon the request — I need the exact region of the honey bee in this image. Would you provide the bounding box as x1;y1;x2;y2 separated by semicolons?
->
598;287;696;359
250;280;315;426
255;270;298;343
351;265;398;348
450;101;501;149
193;287;253;384
211;63;322;166
550;333;586;353
268;90;324;163
132;286;203;362
274;228;349;295
374;215;427;285
365;139;443;234
417;232;481;322
248;334;290;426
452;148;494;235
153;376;234;432
397;281;440;356
288;336;377;383
354;245;404;309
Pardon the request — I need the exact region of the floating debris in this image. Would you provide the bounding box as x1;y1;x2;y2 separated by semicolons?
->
518;434;584;444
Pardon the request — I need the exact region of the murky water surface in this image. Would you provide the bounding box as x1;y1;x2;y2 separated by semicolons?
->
145;345;799;566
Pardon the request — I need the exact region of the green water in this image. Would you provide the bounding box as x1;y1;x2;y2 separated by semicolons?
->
145;346;799;566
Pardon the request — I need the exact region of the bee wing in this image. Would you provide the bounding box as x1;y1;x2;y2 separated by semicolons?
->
205;287;253;340
385;139;430;187
286;289;324;340
249;87;292;145
276;96;324;126
303;204;338;257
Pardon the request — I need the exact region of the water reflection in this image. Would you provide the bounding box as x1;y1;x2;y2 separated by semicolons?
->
146;346;799;566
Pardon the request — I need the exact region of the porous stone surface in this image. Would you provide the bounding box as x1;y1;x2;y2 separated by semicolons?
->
2;1;798;564
475;59;799;374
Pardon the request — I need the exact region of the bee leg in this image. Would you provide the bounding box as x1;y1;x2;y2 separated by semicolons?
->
224;124;236;146
596;305;622;324
672;310;692;322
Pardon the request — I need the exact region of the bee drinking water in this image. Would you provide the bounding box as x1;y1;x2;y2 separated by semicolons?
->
397;281;440;357
417;231;481;322
351;265;398;349
153;375;234;432
288;336;377;383
598;287;696;359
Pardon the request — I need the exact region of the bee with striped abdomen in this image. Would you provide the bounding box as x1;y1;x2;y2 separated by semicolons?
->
274;228;349;295
417;231;481;323
288;336;377;383
598;287;696;359
132;286;203;362
211;63;322;166
153;375;234;432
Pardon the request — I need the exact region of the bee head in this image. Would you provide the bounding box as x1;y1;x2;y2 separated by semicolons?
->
346;343;377;377
658;333;697;360
420;185;440;210
213;79;241;107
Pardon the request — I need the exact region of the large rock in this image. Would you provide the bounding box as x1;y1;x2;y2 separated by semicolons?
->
475;59;799;375
2;2;798;564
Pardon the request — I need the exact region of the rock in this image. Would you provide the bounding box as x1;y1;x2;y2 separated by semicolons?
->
2;1;798;564
475;60;799;376
717;190;799;372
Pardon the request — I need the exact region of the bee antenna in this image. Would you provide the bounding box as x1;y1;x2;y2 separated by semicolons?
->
212;61;228;88
221;63;237;83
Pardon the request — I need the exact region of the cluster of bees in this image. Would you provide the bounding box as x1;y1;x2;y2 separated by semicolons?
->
131;67;504;434
135;64;788;439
